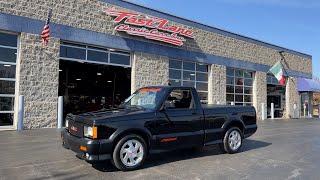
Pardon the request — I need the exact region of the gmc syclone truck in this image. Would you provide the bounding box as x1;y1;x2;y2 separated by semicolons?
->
61;86;257;171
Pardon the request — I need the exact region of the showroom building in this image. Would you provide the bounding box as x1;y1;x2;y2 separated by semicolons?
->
0;0;316;129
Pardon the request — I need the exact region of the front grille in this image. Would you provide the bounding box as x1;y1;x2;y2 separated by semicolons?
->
66;114;84;138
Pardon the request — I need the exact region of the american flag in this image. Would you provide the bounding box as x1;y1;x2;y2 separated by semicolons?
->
41;9;52;46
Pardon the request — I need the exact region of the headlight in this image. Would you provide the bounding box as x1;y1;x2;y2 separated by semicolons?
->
84;126;98;139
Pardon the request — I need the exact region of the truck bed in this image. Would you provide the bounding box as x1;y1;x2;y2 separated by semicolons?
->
202;104;257;137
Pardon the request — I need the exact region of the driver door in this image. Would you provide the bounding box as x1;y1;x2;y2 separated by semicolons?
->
154;88;204;150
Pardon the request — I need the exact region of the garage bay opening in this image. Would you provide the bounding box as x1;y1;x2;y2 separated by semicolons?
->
58;42;131;118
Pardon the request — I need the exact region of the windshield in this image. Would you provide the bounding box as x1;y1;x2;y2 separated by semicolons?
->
121;88;166;110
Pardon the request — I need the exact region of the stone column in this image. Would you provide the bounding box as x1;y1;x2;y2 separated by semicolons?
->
16;33;60;129
286;77;299;118
131;52;169;93
208;64;226;104
253;72;267;120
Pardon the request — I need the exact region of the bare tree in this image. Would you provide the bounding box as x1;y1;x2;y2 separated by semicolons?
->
313;75;320;83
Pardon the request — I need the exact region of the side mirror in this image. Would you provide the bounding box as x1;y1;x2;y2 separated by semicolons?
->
160;105;167;112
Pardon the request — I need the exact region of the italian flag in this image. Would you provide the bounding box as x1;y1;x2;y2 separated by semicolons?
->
270;61;286;85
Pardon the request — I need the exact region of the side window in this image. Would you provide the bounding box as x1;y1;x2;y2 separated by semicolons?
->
164;89;195;109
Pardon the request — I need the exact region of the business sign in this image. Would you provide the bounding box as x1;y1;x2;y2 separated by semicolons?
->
103;10;194;46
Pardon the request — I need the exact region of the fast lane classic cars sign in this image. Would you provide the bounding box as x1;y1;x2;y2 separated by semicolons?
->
103;10;194;46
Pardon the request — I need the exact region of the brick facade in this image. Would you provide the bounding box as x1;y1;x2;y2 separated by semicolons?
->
285;78;299;118
253;72;267;120
0;0;313;128
16;33;60;129
0;0;312;74
131;52;169;92
208;65;226;104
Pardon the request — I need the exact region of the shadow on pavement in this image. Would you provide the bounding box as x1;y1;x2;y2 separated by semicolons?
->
30;171;89;180
91;139;271;172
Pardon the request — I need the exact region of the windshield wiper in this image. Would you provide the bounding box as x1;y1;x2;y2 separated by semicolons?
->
124;105;146;110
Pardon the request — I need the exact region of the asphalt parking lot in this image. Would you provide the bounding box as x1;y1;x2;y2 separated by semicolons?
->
1;118;320;180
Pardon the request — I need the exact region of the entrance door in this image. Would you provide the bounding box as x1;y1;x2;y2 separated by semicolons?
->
267;75;286;118
301;93;312;117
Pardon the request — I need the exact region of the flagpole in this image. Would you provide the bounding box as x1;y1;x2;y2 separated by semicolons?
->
278;51;297;87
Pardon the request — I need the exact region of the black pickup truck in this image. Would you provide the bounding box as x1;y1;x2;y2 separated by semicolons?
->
61;86;257;171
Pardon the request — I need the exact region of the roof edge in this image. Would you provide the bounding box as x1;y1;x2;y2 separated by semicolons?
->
101;0;312;59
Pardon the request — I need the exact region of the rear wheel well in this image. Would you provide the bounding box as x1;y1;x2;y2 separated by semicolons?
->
112;130;150;153
224;121;244;136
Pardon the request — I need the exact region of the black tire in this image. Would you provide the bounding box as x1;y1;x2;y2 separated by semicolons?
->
221;127;243;154
112;134;147;171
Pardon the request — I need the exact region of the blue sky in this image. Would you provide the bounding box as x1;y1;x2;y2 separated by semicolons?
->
126;0;319;78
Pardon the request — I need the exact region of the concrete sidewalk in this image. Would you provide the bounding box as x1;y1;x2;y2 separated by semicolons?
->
0;118;320;180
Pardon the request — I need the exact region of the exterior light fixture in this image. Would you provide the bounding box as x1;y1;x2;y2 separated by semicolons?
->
109;49;116;51
4;64;11;67
190;73;195;76
107;80;112;83
59;69;62;72
97;73;102;75
76;79;81;81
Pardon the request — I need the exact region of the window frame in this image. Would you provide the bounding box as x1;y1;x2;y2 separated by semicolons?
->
0;32;18;127
169;59;209;103
163;88;197;110
226;67;254;106
60;42;132;68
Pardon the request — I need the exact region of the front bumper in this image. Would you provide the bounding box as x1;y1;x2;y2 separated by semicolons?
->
61;129;112;162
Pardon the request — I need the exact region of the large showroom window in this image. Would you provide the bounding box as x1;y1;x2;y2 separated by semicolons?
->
0;32;18;126
226;67;254;106
169;59;209;103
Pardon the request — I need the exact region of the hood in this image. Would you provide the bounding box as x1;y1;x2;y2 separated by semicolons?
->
73;108;153;125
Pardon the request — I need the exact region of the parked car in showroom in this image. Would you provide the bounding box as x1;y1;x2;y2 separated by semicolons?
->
61;86;257;171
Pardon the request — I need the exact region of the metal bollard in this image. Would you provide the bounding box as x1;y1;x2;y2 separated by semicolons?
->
271;103;274;119
261;103;266;120
293;103;297;119
17;95;24;130
58;96;63;128
318;104;320;118
231;102;235;105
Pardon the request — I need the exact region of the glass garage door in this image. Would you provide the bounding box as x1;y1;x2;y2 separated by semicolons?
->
59;42;132;117
0;32;18;127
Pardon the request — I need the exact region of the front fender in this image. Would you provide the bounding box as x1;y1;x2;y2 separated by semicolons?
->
109;126;153;148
